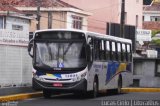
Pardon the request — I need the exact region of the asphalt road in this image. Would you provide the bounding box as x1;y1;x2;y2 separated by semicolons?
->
8;91;160;106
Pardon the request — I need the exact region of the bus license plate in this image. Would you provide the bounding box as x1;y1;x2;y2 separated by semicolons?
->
53;83;62;87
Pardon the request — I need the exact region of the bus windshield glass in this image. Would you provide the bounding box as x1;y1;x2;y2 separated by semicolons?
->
34;31;87;69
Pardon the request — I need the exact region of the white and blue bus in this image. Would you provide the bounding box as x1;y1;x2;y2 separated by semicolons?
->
28;29;133;98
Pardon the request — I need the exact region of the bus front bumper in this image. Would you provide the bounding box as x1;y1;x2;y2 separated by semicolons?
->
33;77;87;93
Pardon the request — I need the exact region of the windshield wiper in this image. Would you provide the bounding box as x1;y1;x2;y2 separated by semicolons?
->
63;42;73;55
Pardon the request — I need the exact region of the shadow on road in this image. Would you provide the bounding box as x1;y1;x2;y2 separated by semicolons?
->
45;89;127;100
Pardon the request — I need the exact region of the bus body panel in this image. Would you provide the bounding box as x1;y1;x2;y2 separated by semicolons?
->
86;61;108;91
87;61;132;91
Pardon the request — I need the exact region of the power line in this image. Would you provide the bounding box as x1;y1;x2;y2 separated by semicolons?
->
86;2;120;11
37;14;106;30
18;9;107;30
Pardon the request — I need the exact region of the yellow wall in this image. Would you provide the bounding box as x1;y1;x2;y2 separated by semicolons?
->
153;0;160;2
29;11;67;32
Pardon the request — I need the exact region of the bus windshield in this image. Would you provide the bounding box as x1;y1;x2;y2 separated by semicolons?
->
34;31;87;70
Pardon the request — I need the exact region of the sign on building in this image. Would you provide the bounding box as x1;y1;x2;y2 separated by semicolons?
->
136;29;152;41
0;29;29;46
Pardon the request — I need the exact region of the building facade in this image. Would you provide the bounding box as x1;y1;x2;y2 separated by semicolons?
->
15;0;91;32
62;0;143;34
0;5;32;87
143;2;160;30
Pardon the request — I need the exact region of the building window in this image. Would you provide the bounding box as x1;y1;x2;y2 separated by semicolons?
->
143;16;144;22
151;16;160;21
125;12;127;24
136;15;138;28
136;0;139;3
72;15;83;29
0;17;3;29
12;25;23;31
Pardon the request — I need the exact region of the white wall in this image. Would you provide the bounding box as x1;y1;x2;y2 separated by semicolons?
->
6;17;30;32
0;45;32;87
144;14;151;21
144;12;160;21
0;17;32;87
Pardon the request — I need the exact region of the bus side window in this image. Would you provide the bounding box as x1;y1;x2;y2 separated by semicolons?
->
121;43;126;62
117;42;121;61
111;41;116;61
100;40;105;60
127;44;131;62
105;41;110;60
87;36;94;61
94;39;100;60
130;44;132;61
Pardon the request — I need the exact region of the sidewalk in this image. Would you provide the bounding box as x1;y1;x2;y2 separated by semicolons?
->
0;87;42;102
0;87;37;96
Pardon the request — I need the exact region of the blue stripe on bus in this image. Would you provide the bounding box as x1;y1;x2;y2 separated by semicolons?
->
106;62;132;83
106;61;120;81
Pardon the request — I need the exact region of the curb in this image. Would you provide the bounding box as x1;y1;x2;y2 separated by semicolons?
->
121;88;160;93
0;92;43;102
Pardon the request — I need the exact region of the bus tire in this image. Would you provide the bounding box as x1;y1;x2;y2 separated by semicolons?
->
117;76;122;94
91;77;98;98
43;89;52;98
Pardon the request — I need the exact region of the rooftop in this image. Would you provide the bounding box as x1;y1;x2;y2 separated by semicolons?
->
144;2;160;11
143;21;160;30
0;5;21;13
13;0;81;9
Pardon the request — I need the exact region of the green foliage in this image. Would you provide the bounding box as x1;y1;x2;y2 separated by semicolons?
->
151;39;160;45
151;30;160;46
152;30;160;37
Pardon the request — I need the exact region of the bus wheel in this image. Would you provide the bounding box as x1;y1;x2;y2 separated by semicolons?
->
117;76;122;94
43;89;52;98
91;79;98;98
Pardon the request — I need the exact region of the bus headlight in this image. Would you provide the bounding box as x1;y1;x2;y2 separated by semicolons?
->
39;77;44;81
72;72;87;82
77;76;81;81
72;77;77;82
35;75;44;81
81;72;87;79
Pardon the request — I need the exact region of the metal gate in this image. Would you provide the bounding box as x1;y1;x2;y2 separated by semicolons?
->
0;45;32;87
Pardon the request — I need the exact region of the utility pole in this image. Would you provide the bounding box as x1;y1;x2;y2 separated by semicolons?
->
36;0;41;30
120;0;125;38
48;12;52;29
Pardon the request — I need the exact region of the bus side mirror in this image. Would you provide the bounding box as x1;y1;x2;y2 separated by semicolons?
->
28;39;33;58
86;44;92;62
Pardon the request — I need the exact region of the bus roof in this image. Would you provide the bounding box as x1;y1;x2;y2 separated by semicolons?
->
34;29;132;44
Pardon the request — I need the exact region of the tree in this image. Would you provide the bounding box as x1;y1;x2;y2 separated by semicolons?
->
151;30;160;45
